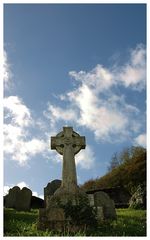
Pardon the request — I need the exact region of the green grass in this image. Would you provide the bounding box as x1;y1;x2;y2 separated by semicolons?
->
4;208;146;236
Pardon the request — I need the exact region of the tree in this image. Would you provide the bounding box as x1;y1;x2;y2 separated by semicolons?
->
119;147;131;164
107;152;120;172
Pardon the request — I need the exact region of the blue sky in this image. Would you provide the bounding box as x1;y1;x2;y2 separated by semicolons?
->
3;3;146;199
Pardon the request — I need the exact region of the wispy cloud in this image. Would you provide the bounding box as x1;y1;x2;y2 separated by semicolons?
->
69;44;146;92
4;96;47;165
76;145;95;169
4;44;146;169
134;133;146;148
32;191;44;199
4;185;11;195
117;44;146;90
44;44;146;143
17;181;29;189
69;64;114;92
44;102;77;127
4;96;32;127
3;51;12;90
3;181;28;196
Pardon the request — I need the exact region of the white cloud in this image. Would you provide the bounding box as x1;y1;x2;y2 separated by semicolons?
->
4;124;47;165
117;44;146;90
67;84;131;141
69;44;146;92
4;44;146;169
32;191;44;199
39;195;44;200
17;181;29;189
44;103;77;127
3;185;11;195
44;44;145;143
134;133;146;147
69;64;114;92
32;191;38;197
3;182;28;196
131;44;146;67
4;95;47;165
76;145;95;169
3;51;12;90
4;96;31;127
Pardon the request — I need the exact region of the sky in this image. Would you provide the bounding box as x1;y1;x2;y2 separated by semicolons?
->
3;3;146;199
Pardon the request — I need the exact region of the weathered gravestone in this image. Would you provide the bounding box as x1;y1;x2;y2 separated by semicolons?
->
94;191;117;220
15;187;32;211
5;186;32;211
87;192;116;220
5;186;20;208
86;186;131;208
44;179;61;206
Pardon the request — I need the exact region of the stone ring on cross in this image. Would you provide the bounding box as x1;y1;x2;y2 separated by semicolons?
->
51;127;86;155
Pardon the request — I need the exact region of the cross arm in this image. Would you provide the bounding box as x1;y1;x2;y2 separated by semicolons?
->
51;136;63;150
73;136;86;149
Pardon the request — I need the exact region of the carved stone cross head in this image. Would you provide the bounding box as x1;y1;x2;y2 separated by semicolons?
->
51;127;86;155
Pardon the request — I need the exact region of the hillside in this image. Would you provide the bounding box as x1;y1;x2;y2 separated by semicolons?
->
81;146;146;195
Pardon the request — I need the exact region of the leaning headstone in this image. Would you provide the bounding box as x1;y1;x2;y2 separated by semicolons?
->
15;187;32;211
94;191;117;220
5;186;20;208
44;179;61;206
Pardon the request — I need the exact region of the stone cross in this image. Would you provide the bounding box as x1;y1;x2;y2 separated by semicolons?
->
51;127;86;191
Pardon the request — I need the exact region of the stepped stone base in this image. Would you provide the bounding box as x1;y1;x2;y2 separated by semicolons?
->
38;207;66;231
38;187;88;231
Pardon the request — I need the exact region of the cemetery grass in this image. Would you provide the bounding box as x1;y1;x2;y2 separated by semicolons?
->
4;208;146;236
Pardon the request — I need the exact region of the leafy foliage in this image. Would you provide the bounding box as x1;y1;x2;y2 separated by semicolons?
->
129;184;146;209
107;152;120;172
62;196;97;229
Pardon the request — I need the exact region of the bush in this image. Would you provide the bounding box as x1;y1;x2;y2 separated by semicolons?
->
129;184;146;209
62;196;97;229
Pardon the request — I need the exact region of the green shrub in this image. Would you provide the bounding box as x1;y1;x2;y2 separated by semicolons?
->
62;196;97;229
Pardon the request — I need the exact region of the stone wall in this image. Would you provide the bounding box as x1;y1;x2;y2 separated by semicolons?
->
86;186;131;208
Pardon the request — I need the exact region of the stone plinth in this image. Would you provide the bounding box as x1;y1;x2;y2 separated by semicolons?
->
38;208;66;231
